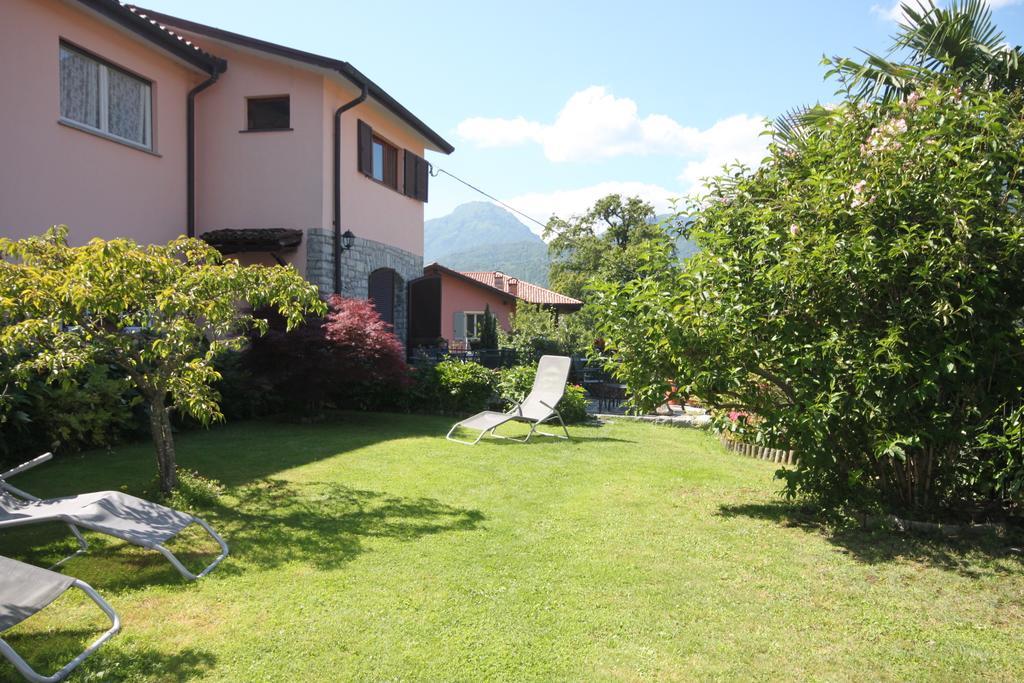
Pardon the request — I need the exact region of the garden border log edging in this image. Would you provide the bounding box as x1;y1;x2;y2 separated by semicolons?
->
719;436;798;465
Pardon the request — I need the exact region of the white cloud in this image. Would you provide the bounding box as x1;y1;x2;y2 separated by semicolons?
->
456;86;768;194
873;0;1022;22
676;114;769;189
499;181;680;237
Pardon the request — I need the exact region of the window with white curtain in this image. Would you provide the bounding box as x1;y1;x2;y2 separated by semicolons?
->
59;43;152;150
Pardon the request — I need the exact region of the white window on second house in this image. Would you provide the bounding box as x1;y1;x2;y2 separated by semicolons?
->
59;42;153;149
464;311;487;339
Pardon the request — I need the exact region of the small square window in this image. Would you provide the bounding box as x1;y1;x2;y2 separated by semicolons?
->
246;96;290;131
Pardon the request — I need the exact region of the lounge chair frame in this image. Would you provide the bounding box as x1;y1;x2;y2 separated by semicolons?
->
446;400;570;446
0;454;228;581
446;355;573;446
0;558;120;683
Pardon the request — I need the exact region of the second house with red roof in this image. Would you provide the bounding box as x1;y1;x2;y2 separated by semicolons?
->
409;263;582;350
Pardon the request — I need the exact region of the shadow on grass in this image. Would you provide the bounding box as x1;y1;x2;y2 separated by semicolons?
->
0;637;217;683
206;478;485;574
717;502;1024;579
1;479;485;588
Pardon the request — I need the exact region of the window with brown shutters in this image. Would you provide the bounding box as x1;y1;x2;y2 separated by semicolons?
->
403;150;429;202
357;119;399;190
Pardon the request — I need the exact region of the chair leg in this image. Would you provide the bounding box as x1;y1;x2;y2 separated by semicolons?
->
153;517;229;581
49;525;89;570
533;411;571;440
0;579;119;683
446;422;487;446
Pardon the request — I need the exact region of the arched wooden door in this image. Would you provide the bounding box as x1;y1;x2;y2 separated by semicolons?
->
368;268;396;325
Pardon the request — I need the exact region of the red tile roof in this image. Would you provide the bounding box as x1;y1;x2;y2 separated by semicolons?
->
460;271;582;307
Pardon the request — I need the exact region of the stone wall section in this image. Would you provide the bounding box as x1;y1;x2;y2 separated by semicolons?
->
305;228;422;343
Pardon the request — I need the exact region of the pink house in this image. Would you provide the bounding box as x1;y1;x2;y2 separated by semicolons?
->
0;0;453;342
409;263;582;349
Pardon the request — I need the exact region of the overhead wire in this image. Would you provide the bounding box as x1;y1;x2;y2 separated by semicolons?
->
428;164;548;231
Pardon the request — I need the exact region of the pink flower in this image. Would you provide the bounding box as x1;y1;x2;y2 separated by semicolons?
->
789;224;799;236
906;91;920;109
852;180;867;194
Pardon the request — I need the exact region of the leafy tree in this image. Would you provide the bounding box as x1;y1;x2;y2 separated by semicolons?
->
504;303;589;363
545;194;676;301
596;82;1024;516
0;228;325;492
477;304;499;350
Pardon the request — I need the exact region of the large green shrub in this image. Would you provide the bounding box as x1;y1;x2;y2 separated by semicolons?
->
0;362;144;462
597;82;1024;517
411;360;497;415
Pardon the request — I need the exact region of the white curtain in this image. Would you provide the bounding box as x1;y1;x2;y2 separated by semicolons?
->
59;46;99;129
107;68;148;145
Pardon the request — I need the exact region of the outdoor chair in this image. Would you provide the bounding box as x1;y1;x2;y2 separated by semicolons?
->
0;555;119;683
446;355;572;445
0;453;228;581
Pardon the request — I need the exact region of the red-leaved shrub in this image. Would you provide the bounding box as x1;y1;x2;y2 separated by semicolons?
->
244;296;409;412
322;295;409;387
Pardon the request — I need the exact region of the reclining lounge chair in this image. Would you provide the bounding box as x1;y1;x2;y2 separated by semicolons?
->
0;454;228;581
0;555;119;683
447;355;573;445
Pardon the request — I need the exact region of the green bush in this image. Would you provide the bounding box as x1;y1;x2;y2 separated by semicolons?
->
159;468;226;511
410;360;497;415
0;363;144;462
497;364;589;424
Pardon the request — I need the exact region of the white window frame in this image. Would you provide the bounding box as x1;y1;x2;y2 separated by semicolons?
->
59;42;153;151
464;311;486;340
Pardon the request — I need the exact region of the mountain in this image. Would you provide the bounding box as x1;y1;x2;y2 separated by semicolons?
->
424;202;543;263
425;202;551;285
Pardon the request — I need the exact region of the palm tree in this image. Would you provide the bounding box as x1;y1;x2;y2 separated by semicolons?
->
774;1;1022;147
833;0;1023;102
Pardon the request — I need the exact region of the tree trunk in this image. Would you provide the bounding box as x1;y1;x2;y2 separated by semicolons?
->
148;393;178;493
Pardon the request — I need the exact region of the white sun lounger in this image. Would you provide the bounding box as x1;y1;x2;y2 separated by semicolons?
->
446;355;573;445
0;454;228;581
0;555;120;683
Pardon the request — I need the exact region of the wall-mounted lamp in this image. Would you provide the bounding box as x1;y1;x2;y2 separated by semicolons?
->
341;229;356;252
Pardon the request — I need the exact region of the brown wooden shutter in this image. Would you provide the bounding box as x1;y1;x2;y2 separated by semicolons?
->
403;150;417;197
357;120;373;176
402;151;429;202
416;156;429;202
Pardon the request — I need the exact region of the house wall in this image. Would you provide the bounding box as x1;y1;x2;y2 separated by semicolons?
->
0;0;204;244
438;271;515;341
328;79;427;258
180;35;327;278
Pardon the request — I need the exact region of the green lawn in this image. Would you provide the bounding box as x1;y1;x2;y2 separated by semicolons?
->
1;414;1022;681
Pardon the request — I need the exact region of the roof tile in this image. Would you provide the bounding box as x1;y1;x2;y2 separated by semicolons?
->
460;271;582;306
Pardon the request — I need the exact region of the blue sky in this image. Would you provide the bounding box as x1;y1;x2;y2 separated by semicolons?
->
139;0;1024;232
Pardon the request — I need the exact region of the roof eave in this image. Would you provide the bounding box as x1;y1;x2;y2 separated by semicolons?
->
73;0;226;74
